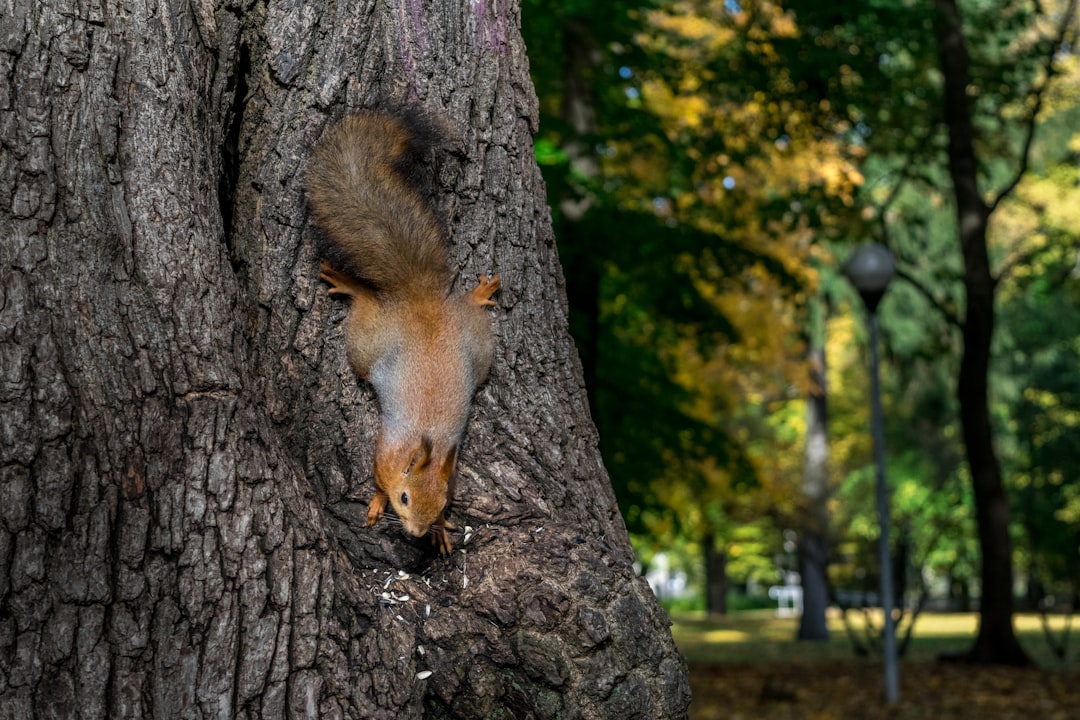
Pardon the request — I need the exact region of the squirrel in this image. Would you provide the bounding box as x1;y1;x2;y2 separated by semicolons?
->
305;109;500;554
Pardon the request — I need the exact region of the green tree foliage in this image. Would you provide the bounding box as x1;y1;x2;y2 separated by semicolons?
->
853;0;1077;664
523;0;1080;652
996;163;1080;602
524;0;830;559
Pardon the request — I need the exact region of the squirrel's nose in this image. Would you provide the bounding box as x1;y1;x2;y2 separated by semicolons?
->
403;521;429;538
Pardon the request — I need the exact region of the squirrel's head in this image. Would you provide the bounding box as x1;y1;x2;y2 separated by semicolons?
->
375;435;458;538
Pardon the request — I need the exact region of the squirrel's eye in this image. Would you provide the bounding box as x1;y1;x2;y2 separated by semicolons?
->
400;491;409;506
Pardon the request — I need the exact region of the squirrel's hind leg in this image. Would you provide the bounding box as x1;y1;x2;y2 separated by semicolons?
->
465;274;501;307
320;262;369;298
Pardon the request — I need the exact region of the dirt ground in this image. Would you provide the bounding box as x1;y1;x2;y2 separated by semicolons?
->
688;660;1080;720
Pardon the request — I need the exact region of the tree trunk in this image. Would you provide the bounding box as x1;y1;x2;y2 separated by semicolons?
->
0;1;691;717
934;0;1030;666
798;337;830;641
797;532;830;640
703;534;728;616
553;19;602;415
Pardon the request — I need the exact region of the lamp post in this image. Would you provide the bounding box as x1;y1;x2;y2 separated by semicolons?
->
845;243;899;704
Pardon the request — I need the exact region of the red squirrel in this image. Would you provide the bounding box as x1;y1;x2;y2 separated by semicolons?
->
305;110;500;554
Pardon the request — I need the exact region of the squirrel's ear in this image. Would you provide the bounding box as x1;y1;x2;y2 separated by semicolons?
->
405;437;433;475
416;436;433;469
440;445;459;483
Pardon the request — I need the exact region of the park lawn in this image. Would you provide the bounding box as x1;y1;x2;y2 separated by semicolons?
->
675;610;1080;719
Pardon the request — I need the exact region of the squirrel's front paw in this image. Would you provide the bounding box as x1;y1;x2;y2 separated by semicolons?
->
431;526;454;555
430;517;457;555
365;490;388;527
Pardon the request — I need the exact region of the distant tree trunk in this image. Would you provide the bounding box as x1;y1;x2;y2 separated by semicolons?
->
0;1;691;717
553;19;603;412
934;0;1030;666
797;531;829;639
703;533;728;615
895;523;910;609
949;572;973;613
798;336;831;641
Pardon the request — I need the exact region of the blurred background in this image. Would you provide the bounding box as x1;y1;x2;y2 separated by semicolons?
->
519;0;1080;712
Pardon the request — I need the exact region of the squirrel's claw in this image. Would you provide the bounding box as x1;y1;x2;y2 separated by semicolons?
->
431;526;454;555
430;516;456;555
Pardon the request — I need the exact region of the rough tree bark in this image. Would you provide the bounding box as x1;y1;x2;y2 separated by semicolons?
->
0;0;691;717
934;0;1029;666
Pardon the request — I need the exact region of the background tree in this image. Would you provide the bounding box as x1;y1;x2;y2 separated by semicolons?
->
525;0;865;621
996;163;1080;610
0;0;691;717
799;291;832;640
528;0;1080;667
899;0;1076;665
779;0;1078;665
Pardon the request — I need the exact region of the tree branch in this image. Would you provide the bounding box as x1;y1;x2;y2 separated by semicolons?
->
996;230;1080;286
987;0;1079;214
870;159;965;331
894;265;964;330
866;136;940;248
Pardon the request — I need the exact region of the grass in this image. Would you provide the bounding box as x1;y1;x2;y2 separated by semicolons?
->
672;608;1077;665
674;610;1080;719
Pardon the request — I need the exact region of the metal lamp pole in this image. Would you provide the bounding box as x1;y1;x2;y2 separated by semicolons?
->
845;243;899;704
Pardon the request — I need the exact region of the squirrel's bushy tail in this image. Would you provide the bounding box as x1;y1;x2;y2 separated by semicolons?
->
306;110;451;295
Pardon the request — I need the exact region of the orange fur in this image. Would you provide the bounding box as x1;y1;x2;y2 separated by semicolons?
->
307;111;500;554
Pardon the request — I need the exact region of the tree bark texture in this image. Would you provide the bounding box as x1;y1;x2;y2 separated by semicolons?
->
934;0;1029;666
0;1;691;717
